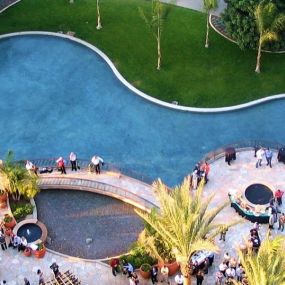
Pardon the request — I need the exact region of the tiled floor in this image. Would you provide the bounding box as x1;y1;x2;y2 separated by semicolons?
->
1;149;285;284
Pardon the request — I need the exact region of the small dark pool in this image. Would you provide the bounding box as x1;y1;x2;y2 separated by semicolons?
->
244;183;273;205
17;223;42;243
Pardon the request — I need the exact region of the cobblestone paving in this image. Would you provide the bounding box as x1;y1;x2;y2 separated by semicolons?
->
35;189;144;259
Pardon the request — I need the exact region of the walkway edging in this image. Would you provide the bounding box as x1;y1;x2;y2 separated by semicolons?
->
0;31;285;113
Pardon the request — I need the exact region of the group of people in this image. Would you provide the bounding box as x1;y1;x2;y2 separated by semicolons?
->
268;191;285;231
255;147;273;168
190;161;210;189
25;152;105;176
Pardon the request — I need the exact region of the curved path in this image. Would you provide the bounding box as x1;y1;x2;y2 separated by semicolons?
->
1;150;285;284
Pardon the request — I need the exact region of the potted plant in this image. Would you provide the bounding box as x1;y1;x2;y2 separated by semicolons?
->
4;227;12;236
3;214;16;229
34;243;46;258
139;263;151;279
23;247;32;257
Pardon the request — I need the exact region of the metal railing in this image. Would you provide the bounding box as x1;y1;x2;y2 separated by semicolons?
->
201;139;283;163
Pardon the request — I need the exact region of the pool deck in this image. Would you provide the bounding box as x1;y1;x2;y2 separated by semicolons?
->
1;149;285;284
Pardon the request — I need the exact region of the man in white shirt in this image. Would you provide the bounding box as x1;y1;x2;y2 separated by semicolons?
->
160;265;169;284
91;155;104;174
256;147;265;168
174;272;184;285
25;160;38;176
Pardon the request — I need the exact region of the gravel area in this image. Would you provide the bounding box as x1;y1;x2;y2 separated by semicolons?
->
35;189;144;259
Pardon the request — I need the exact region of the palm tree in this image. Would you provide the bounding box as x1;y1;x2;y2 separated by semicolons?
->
0;151;39;201
139;0;170;70
96;0;102;30
203;0;218;48
254;0;285;73
234;235;285;285
135;177;239;285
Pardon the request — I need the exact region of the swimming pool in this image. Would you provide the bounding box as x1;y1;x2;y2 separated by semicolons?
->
0;34;284;186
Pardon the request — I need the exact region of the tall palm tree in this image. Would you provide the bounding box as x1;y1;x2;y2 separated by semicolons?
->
234;235;285;285
203;0;218;48
96;0;102;30
0;151;39;201
254;0;285;73
135;177;238;285
139;0;170;70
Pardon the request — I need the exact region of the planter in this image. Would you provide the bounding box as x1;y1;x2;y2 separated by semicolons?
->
23;247;32;257
158;260;180;276
34;245;46;258
139;264;151;279
3;214;16;229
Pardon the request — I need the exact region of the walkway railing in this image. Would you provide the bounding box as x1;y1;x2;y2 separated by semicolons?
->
19;158;154;185
0;0;21;12
202;139;283;163
39;176;158;211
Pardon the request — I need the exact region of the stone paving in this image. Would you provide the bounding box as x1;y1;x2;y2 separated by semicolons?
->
1;149;285;284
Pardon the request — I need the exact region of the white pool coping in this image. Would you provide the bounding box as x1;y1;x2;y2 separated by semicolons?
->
0;31;285;113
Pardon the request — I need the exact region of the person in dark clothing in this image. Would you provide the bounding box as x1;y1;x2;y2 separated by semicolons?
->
196;270;204;285
50;262;60;278
150;265;158;284
24;278;31;285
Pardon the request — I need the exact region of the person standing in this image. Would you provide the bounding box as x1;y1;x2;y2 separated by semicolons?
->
150;265;158;284
269;214;275;230
196;270;204;285
201;162;210;183
215;271;223;285
25;160;38;176
0;231;7;251
219;225;228;241
91;155;104;174
24;278;30;285
265;148;273;168
275;189;284;206
256;147;265;168
160;265;169;284
110;258;120;277
278;213;285;231
174;272;184;285
37;269;44;285
56;157;66;174
69;152;77;171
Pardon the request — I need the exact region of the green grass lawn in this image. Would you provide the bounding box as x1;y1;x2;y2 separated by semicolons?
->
0;0;284;107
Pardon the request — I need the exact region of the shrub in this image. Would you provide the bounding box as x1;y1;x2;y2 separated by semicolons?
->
10;202;33;220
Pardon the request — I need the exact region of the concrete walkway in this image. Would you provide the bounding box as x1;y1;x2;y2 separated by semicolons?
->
1;149;285;284
162;0;227;15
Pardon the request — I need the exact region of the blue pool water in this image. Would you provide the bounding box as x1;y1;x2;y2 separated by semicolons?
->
0;35;284;186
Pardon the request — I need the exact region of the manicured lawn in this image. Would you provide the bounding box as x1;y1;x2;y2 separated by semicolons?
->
0;0;284;107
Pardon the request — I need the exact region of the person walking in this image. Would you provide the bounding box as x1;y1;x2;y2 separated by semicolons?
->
219;225;228;241
91;155;104;174
37;269;44;285
69;152;77;171
265;148;273;168
256;147;265;168
215;271;223;285
269;214;275;230
278;213;285;231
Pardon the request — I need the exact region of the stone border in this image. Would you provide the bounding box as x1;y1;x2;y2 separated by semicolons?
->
210;14;285;54
0;31;285;113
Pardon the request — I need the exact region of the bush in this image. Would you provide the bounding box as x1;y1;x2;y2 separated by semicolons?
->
10;202;33;220
140;263;152;272
120;250;156;269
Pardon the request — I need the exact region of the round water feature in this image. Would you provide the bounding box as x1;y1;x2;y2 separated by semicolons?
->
17;223;42;243
244;183;273;206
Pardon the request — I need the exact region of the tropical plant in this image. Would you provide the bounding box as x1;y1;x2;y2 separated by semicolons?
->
0;151;39;201
203;0;218;48
139;0;171;70
234;235;285;285
254;0;285;72
135;177;239;285
96;0;102;30
140;263;152;272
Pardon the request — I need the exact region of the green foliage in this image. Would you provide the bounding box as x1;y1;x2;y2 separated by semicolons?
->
120;249;156;269
10;201;33;220
0;151;39;200
140;263;152;272
3;214;13;223
222;0;285;51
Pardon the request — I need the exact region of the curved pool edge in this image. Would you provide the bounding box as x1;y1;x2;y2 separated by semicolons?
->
1;31;285;113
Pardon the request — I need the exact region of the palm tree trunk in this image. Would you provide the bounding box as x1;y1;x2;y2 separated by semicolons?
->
181;262;192;285
96;0;102;30
157;14;161;70
255;38;262;73
205;13;209;48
